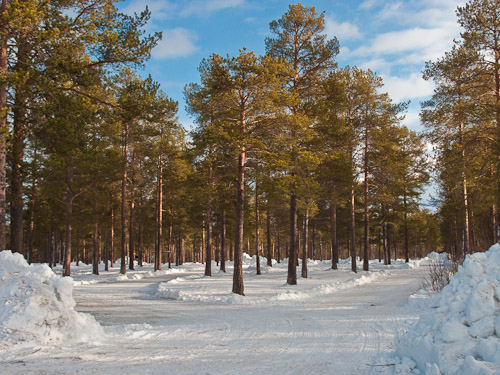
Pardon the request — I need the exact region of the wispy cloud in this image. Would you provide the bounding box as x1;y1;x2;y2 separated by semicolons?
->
348;27;457;65
325;17;362;41
381;73;435;103
152;28;199;59
180;0;246;17
121;0;177;20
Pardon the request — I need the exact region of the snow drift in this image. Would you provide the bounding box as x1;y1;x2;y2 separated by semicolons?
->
395;244;500;374
0;250;104;345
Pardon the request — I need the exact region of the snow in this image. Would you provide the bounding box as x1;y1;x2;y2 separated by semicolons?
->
0;250;103;345
373;244;500;375
11;248;499;374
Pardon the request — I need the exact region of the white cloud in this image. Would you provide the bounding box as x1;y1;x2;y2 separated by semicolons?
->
325;17;362;41
381;73;435;102
180;0;245;17
359;0;378;10
348;26;458;68
152;28;199;59
400;109;421;132
121;0;177;19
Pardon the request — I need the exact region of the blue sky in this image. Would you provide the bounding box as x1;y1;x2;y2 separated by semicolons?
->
120;0;467;131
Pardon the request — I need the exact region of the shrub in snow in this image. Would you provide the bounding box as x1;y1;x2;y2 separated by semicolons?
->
0;250;104;345
395;244;500;375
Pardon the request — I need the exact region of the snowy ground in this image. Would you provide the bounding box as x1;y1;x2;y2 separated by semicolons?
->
1;255;426;375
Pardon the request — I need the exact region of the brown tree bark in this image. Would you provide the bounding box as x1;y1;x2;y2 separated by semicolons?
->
0;0;8;250
255;183;261;275
63;166;74;276
220;209;226;272
120;122;129;274
10;84;27;255
92;220;99;275
330;203;338;269
266;209;272;267
301;207;308;278
129;151;135;270
232;150;245;295
363;125;369;272
287;193;298;285
155;151;163;271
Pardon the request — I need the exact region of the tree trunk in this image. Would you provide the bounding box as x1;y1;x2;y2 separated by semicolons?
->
232;149;245;295
205;160;213;276
404;194;409;263
266;209;272;267
0;0;8;250
330;203;338;269
92;220;99;275
193;234;197;264
120;122;129;274
155;150;163;271
363;124;369;272
287;193;298;285
138;196;143;267
11;83;27;255
349;184;357;273
64;166;74;276
255;183;261;275
27;143;38;264
220;209;226;272
301;207;308;278
129;151;135;270
110;207;115;267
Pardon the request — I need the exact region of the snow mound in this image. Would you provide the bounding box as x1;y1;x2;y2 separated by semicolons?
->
395;244;500;375
0;250;104;345
156;271;386;305
425;251;450;263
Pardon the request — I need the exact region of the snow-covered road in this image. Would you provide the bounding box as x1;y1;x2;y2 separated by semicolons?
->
1;259;423;375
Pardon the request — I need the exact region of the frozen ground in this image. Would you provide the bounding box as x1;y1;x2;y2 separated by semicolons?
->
1;254;426;375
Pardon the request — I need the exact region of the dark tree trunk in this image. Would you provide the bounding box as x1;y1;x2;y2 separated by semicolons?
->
138;196;143;267
155;151;163;271
0;0;8;250
330;203;338;269
287;193;298;285
205;165;212;276
220;209;226;272
129;151;135;270
11;84;27;255
92;221;99;275
232;150;245;295
349;184;357;273
27;142;38;264
255;183;261;275
64;166;74;276
363;125;370;272
266;209;272;267
301;207;308;278
110;207;115;266
120;122;129;274
404;194;409;263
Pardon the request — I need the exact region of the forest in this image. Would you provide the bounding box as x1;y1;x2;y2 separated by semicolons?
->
0;0;498;296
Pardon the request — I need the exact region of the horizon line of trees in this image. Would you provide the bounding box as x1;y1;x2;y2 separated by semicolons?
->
0;0;496;295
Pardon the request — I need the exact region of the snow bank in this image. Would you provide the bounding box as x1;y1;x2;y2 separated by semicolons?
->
0;250;104;345
156;270;386;305
394;245;500;375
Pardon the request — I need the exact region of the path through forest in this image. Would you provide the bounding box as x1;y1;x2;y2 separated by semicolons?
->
1;260;423;375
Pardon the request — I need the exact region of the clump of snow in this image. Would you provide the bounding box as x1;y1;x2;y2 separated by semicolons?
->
156;270;386;305
0;250;104;345
394;244;500;375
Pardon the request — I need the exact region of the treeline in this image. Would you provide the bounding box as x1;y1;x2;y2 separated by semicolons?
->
4;1;488;295
422;0;500;258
